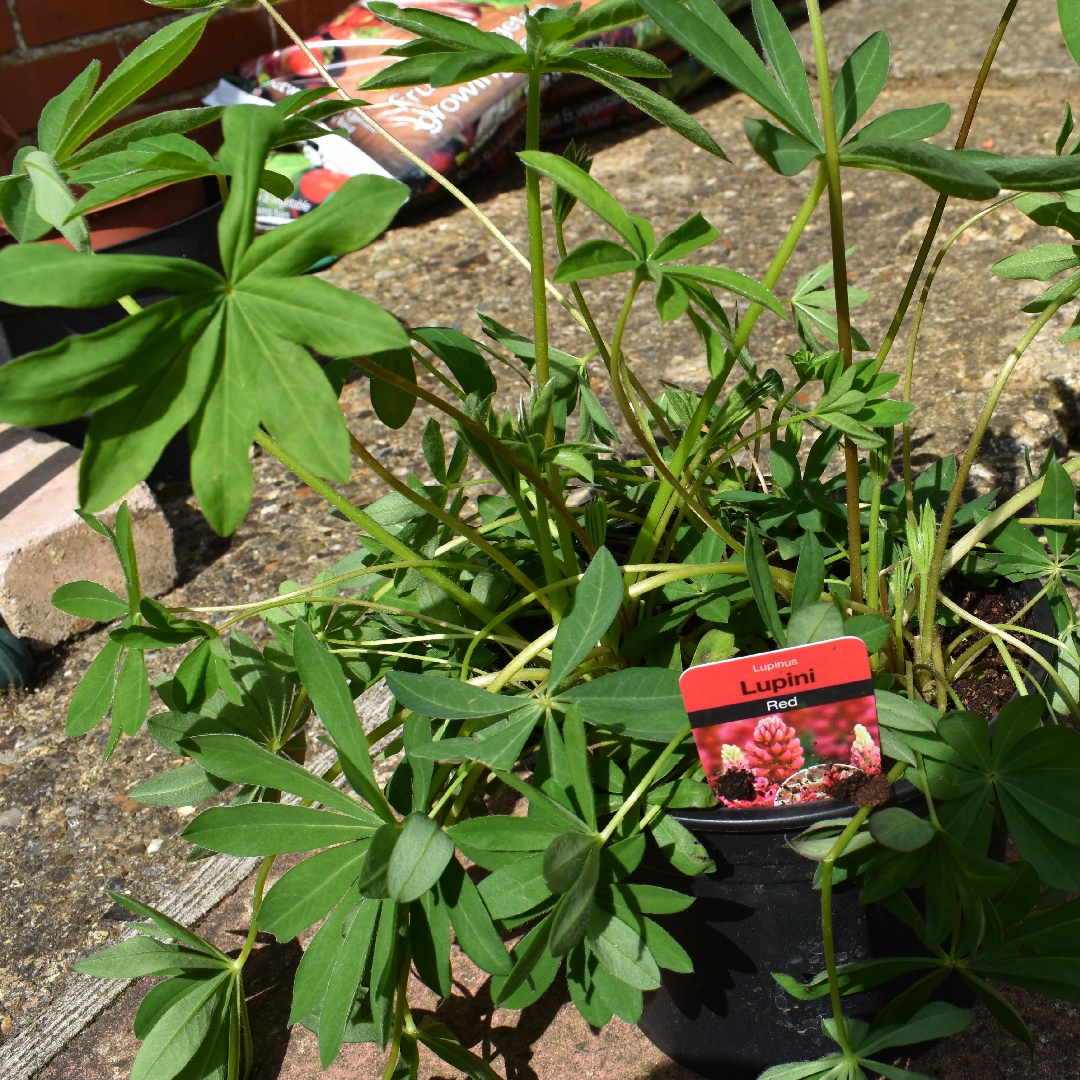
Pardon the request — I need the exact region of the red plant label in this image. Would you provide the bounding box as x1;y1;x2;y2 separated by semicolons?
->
679;637;881;808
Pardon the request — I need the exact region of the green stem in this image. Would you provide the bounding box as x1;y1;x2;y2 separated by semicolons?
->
235;855;276;972
805;0;862;605
867;481;883;613
117;295;141;315
901;196;1019;510
253;430;521;638
921;290;1080;666
600;723;691;841
872;0;1021;376
526;68;550;391
254;0;591;331
942;455;1080;572
914;751;942;828
381;950;412;1080
628;165;827;568
818;759;906;1061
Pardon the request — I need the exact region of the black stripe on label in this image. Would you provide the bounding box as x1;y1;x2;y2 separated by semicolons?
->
0;445;81;522
688;678;876;728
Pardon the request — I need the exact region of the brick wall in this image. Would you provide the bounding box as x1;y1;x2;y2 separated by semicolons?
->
0;0;351;138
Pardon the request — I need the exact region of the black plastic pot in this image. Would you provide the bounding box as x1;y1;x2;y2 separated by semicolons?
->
0;180;223;482
637;582;1055;1079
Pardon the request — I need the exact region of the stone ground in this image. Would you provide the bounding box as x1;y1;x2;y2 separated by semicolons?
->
4;0;1080;1075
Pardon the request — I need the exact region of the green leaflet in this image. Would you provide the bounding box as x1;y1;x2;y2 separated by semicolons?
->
386;812;455;902
130;970;229;1080
586;906;661;990
181;734;377;821
548;546;624;687
259;841;371;941
559;667;688;741
76;937;228;979
385;670;516;719
439;857;513;975
128;762;228;807
183;804;377;856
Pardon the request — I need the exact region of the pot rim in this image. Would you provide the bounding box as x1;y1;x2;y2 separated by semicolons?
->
669;579;1055;834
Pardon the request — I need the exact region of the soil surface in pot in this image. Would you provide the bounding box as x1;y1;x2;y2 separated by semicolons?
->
941;582;1036;718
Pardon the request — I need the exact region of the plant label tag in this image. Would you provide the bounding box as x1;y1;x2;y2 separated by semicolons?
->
679;637;881;808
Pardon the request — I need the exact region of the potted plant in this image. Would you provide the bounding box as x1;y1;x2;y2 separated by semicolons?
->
3;1;1080;1079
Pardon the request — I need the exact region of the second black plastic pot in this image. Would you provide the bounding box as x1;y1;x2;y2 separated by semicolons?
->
637;583;1054;1079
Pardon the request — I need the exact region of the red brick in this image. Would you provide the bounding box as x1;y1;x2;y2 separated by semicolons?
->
148;8;274;97
0;43;123;134
0;5;16;54
14;0;150;48
273;0;353;40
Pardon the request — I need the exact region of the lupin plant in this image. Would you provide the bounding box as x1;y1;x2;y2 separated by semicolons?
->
6;0;1080;1077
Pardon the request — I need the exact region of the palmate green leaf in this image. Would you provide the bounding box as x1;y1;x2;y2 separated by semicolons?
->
56;14;212;161
416;1027;502;1080
549;546;624;688
559;666;688;741
757;1060;843;1080
0;106;409;535
839;139;999;199
833;32;890;139
180;733;377;822
259;841;370;941
52;580;128;622
130;969;229;1080
844;613;892;654
650;809;715;875
957;150;1080;192
183;804;377;855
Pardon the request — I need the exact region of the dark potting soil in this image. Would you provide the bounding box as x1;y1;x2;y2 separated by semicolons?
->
940;582;1033;719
